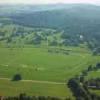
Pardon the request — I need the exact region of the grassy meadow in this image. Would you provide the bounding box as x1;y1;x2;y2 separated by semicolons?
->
0;45;100;98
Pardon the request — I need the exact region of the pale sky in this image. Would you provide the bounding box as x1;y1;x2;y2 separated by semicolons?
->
0;0;100;5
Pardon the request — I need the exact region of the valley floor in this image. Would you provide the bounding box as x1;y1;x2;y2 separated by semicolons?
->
0;46;100;98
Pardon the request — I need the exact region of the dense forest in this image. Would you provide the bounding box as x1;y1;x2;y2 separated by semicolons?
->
0;4;100;52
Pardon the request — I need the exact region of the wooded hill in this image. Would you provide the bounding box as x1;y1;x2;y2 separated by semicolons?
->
0;4;100;50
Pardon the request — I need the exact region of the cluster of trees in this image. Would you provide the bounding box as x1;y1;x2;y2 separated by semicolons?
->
61;34;80;46
85;78;100;89
1;22;100;50
68;78;100;100
93;47;100;55
32;33;43;45
68;78;91;100
0;25;61;46
0;24;78;47
48;48;69;55
67;63;100;100
78;63;100;82
82;63;100;74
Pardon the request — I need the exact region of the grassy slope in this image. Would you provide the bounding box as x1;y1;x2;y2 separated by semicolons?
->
0;79;71;98
0;47;91;82
0;22;100;98
0;45;99;97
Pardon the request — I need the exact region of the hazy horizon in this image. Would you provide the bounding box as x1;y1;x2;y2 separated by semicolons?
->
0;0;100;5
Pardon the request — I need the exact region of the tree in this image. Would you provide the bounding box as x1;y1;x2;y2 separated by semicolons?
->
12;74;22;81
33;34;42;45
87;65;93;71
96;63;100;69
49;40;58;46
19;93;27;100
79;76;85;83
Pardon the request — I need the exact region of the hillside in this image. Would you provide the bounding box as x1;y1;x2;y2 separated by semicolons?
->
0;4;100;50
7;4;100;34
0;4;100;99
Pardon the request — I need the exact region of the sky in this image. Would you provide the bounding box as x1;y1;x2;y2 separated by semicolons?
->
0;0;100;5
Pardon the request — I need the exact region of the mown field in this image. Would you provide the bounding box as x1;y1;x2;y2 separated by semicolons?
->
0;45;100;98
0;79;70;98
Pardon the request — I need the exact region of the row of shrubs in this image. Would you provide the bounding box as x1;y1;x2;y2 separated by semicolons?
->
0;93;71;100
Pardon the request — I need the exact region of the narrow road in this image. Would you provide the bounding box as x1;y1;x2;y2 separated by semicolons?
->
0;78;65;85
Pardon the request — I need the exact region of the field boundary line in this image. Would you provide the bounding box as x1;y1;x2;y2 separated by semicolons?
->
0;78;65;85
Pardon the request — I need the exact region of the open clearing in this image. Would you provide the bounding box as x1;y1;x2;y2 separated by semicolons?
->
0;46;100;97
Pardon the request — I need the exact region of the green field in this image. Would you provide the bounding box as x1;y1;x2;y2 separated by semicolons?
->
0;45;100;98
0;4;100;99
0;79;70;97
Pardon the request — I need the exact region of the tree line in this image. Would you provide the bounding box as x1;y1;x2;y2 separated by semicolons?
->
67;63;100;100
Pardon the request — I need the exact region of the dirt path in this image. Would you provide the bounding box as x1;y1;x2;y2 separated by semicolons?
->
0;78;65;85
